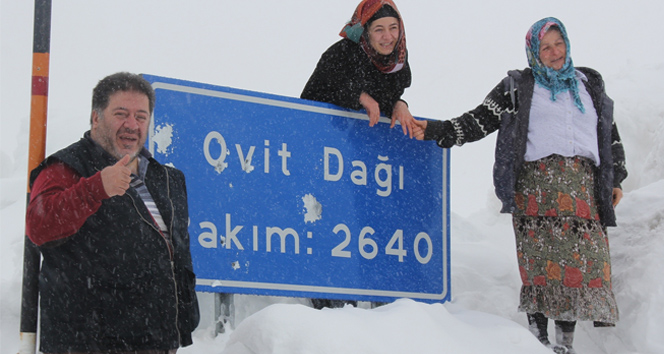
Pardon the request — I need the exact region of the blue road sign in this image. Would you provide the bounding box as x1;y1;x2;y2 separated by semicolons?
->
143;74;450;303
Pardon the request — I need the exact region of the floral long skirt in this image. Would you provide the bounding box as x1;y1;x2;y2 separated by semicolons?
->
512;154;619;323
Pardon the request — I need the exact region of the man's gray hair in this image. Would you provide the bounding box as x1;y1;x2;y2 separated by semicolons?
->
90;72;155;124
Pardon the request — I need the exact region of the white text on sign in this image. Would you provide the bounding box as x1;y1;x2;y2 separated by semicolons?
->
203;131;405;197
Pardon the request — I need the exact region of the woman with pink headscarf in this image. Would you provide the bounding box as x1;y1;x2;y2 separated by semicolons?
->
301;0;416;137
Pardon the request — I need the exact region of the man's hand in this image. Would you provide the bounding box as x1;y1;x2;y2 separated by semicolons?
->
359;92;381;127
100;154;132;197
390;100;415;138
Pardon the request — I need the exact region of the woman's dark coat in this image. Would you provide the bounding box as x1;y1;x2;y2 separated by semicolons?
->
424;67;627;227
301;38;411;118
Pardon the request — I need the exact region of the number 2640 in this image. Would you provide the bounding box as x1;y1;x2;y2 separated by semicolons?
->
330;224;433;264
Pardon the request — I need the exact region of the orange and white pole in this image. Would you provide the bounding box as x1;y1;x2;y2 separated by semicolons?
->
19;0;51;353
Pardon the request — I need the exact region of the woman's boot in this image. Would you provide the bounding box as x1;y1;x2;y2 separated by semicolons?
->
527;313;551;346
553;320;577;354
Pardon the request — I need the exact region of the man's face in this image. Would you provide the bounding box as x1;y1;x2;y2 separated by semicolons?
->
91;90;150;161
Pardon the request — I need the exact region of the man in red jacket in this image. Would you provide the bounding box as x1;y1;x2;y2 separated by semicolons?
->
26;72;199;354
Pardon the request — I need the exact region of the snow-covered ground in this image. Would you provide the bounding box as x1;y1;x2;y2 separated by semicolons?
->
2;1;663;353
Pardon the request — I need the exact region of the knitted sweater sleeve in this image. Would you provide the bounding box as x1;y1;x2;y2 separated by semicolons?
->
611;120;628;188
26;162;109;246
424;79;513;148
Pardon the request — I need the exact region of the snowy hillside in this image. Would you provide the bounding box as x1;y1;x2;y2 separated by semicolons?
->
2;1;663;353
